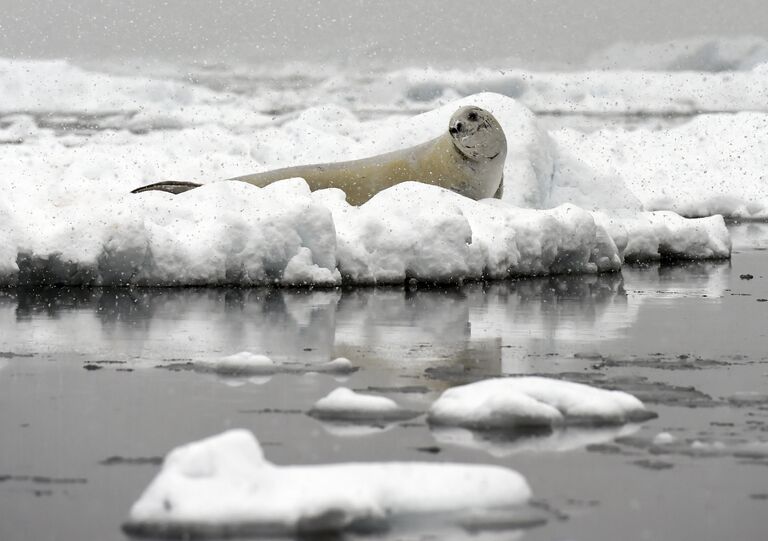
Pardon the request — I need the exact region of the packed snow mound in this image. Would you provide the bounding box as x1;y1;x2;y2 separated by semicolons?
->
0;92;733;286
555;114;768;220
124;429;531;537
308;388;418;422
586;36;768;72
428;377;656;429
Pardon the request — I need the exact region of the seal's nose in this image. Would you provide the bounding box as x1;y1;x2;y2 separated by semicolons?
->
449;126;458;135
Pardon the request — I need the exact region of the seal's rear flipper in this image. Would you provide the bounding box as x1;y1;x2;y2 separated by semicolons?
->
131;181;203;195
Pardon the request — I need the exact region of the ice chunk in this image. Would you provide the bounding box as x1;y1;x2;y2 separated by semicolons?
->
428;377;656;429
124;429;531;537
308;388;419;422
196;352;277;375
0;90;735;287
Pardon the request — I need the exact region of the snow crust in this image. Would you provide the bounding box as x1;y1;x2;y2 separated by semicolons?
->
125;429;531;536
428;377;655;429
0;57;743;286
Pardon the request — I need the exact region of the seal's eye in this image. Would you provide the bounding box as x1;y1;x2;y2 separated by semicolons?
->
467;111;478;122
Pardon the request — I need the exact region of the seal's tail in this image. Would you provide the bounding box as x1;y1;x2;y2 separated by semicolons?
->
131;181;202;195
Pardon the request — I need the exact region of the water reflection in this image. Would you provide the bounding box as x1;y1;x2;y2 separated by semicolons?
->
622;260;730;300
0;261;731;372
431;424;641;458
729;223;768;252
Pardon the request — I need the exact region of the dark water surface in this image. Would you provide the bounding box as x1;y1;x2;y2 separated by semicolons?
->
1;225;768;541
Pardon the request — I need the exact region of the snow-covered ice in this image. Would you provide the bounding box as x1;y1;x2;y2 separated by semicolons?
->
184;352;358;376
196;352;277;374
0;57;748;286
124;429;532;537
652;432;677;446
428;377;655;429
555;114;768;220
318;357;356;373
308;387;418;422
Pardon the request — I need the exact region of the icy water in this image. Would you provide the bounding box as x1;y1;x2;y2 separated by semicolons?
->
0;224;767;541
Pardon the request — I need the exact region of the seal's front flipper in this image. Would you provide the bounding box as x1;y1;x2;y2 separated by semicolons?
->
131;181;202;195
493;175;504;200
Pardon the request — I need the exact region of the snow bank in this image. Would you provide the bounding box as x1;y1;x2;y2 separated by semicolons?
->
555;113;768;220
308;388;418;422
0;86;734;286
428;377;655;429
124;429;531;537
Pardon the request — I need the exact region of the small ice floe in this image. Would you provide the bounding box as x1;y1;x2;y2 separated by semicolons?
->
652;432;677;445
318;423;397;438
172;353;358;378
615;433;768;460
307;388;420;423
316;357;357;374
195;352;277;375
304;357;359;377
124;429;532;537
428;377;656;429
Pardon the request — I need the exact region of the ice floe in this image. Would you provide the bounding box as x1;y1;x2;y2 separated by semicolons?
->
173;352;358;376
196;352;277;374
308;388;419;422
124;429;532;537
0;77;738;286
428;377;656;429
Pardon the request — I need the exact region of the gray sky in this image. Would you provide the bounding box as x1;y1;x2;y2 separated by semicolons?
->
1;0;767;68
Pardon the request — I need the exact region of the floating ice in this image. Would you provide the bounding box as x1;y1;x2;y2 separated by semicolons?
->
196;352;277;374
428;377;655;429
182;352;357;377
319;357;355;373
124;429;531;537
308;388;418;422
652;432;677;446
0;77;736;286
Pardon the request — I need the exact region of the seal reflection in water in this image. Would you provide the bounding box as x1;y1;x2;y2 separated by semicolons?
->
131;106;507;205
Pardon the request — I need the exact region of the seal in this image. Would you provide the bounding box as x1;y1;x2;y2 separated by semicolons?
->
132;106;507;205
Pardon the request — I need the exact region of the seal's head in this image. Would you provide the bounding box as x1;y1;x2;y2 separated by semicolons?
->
448;106;506;162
